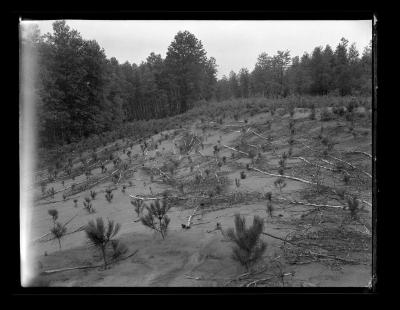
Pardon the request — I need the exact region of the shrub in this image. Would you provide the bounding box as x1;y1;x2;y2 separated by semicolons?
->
140;198;171;239
73;199;78;208
85;217;121;269
225;214;267;271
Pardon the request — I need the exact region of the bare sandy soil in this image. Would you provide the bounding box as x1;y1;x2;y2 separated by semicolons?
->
26;107;373;287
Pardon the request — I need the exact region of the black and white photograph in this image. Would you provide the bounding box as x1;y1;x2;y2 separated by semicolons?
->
19;16;375;289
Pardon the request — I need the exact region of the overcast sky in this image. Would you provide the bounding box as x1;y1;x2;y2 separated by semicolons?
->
22;20;372;79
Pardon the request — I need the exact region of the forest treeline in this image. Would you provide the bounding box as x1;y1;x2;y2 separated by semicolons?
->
22;21;372;147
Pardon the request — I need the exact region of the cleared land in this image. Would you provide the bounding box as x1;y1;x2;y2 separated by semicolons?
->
26;98;373;287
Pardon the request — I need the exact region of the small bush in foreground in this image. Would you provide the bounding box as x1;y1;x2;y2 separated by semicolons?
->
51;222;67;250
141;198;171;239
85;217;121;269
226;214;267;271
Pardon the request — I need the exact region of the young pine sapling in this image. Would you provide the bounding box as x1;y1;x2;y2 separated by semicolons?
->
105;188;114;203
90;190;97;200
83;197;95;213
85;217;121;269
274;177;287;193
265;192;273;217
225;214;267;271
140;199;171;240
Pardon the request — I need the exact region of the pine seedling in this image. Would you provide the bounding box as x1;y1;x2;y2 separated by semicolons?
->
343;174;351;185
335;188;347;201
110;239;128;260
83;197;95;213
131;199;145;217
225;214;267;271
122;185;126;193
62;193;67;201
73;199;78;208
309;104;316;120
47;187;55;199
105;188;114;203
240;171;246;179
274;177;287;193
85;217;121;269
48;209;58;226
235;178;241;189
265;192;273;217
248;149;257;162
140;198;171;240
90;190;97;200
51;222;67;250
222;156;227;164
347;196;360;220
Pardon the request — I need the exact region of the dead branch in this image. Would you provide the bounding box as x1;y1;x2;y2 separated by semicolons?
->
261;232;359;264
346;151;372;158
249;166;317;186
183;205;200;229
41;250;139;275
222;144;249;156
299;141;372;178
293;156;350;176
129;194;161;201
276;197;345;209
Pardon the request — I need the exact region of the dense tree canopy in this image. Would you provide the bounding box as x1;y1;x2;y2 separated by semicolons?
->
22;21;372;148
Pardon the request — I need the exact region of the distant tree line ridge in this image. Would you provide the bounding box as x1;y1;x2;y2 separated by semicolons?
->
22;21;372;147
